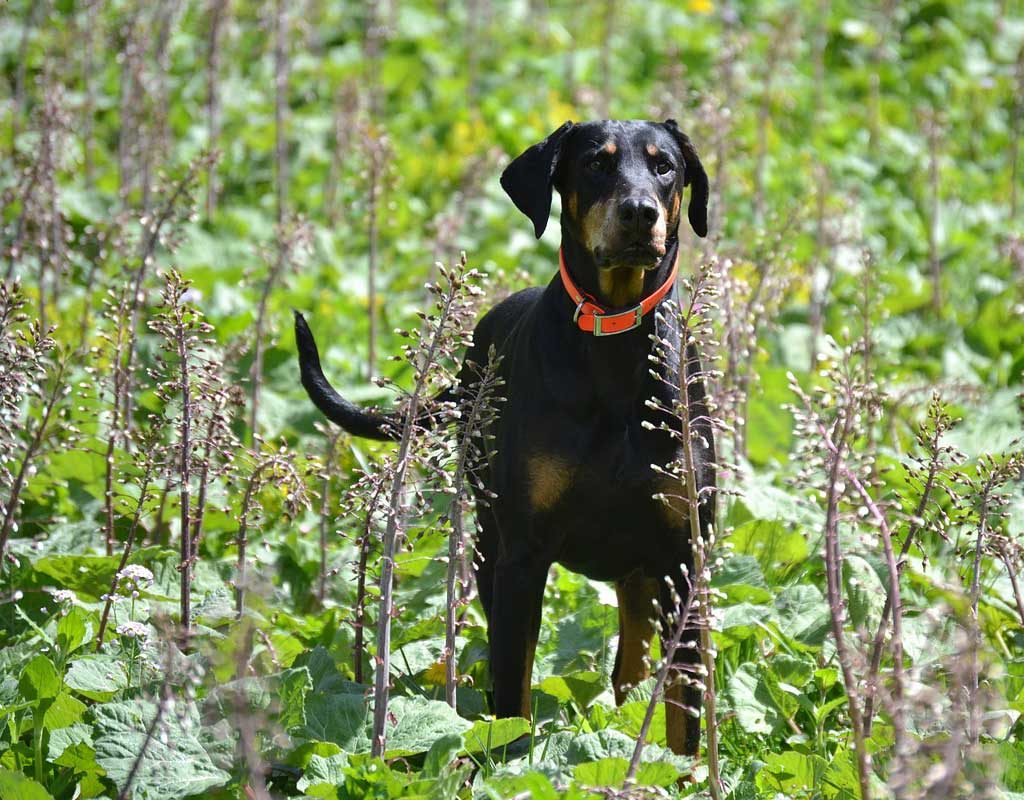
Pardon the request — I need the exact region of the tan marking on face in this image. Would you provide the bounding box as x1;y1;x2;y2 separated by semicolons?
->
565;192;578;222
580;198;617;254
670;193;681;224
646;143;659;157
527;454;572;512
652;199;668;250
598;267;645;305
603;141;617;155
613;572;659;705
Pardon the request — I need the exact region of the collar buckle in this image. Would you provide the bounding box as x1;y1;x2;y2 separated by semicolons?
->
592;304;644;336
572;297;587;325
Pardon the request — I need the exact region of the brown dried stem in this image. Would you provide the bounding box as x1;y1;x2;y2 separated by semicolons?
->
0;357;67;564
205;0;230;220
625;579;698;785
820;405;873;799
96;448;158;650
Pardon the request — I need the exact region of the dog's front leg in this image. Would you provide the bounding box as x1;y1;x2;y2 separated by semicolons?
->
658;562;702;759
488;549;549;720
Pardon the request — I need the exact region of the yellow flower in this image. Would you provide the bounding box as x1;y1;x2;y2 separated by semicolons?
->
423;660;449;687
688;0;713;13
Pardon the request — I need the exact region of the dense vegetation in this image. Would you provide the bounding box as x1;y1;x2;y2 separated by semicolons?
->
1;1;1023;798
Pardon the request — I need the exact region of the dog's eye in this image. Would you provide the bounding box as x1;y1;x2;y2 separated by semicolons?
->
656;160;674;175
587;158;604;172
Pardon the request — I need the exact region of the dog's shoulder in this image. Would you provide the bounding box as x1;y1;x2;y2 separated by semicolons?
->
474;286;545;349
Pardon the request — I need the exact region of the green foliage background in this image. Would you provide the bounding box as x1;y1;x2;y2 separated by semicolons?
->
1;0;1023;798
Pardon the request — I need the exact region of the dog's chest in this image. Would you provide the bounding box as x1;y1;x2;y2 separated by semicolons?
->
523;421;689;578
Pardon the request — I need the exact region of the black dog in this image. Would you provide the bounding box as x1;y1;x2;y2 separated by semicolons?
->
295;119;715;758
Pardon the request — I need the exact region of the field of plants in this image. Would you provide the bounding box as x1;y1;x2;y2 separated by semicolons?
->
1;1;1023;798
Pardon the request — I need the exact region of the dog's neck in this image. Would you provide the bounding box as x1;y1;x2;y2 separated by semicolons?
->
552;225;682;414
558;222;680;310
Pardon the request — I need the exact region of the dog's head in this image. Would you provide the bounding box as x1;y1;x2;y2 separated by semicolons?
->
501;119;708;270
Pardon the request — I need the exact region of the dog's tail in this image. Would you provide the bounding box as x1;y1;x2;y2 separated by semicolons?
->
294;310;401;441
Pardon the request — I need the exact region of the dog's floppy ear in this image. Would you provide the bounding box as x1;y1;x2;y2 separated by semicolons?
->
663;119;709;238
500;121;575;238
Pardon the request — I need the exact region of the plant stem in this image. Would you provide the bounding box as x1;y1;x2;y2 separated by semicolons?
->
120;160;202;436
205;0;229;220
1011;45;1023;221
863;424;942;730
626;588;696;784
443;358;497;707
968;482;992;746
371;280;459;757
678;333;722;800
235;464;268;619
821;409;872;799
176;319;193;644
1001;546;1024;628
0;360;66;564
317;431;342;605
97;464;155;650
925;109;942;314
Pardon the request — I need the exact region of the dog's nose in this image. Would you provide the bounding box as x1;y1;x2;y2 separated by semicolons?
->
618;197;660;231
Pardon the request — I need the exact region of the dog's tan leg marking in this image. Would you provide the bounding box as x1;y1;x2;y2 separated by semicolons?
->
654;478;691;528
527;455;572;512
520;630;538;719
613;572;659;704
666;678;694;757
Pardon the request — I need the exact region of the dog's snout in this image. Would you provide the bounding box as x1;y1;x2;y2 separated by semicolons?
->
617;196;660;231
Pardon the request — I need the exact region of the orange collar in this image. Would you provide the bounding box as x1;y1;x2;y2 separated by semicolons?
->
558;247;679;336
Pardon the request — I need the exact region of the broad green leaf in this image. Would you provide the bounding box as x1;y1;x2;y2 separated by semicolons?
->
296;752;349;797
19;655;60;702
731;519;809;580
293;646;359;695
538;671;605;709
726;663;773;735
535;607;617;679
301;689;371;752
277;666;313;732
65;655;129;701
775;584;830;646
422;732;464;777
56;607;93;655
843;555;885;631
32;548;171;602
0;769;52;800
463;717;530;754
770;653;815;688
481;771;561;800
573;757;628;788
380;696;472;757
711;555;773;604
756;750;828;794
822;747;861;799
564;728;688;774
93;699;230;800
47;722;93;761
610;699;666;746
42;691;87;730
632;759;682;787
745;365;794;465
